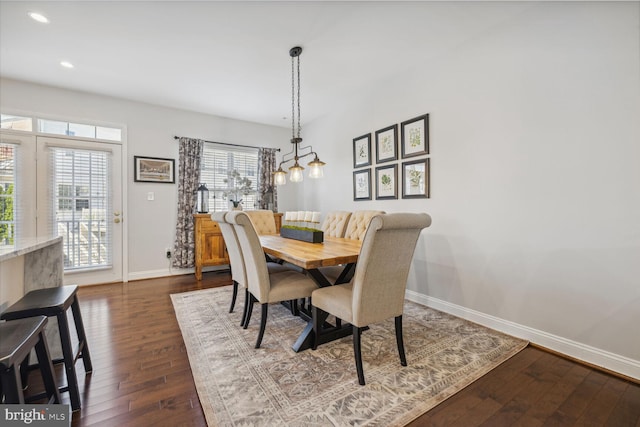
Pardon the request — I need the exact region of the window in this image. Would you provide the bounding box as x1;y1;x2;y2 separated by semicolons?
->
1;114;33;132
38;119;122;141
48;146;112;270
200;142;259;211
0;143;16;247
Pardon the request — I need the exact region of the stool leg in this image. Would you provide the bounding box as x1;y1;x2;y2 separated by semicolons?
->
57;312;81;411
19;352;30;389
34;330;62;404
1;367;25;404
70;296;93;373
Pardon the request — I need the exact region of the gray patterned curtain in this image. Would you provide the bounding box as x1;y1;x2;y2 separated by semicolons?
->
257;148;278;212
172;137;203;268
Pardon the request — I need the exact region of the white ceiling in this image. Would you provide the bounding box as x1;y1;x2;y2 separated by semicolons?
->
0;1;530;128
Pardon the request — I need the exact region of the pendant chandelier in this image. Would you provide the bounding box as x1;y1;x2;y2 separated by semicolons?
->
274;46;325;185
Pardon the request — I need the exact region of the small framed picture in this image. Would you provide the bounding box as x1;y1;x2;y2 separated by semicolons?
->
353;133;372;168
402;158;430;198
353;169;372;201
134;156;175;183
401;114;429;158
375;164;398;200
375;124;398;164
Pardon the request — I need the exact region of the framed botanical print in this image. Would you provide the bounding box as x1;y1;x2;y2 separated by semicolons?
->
375;124;398;164
353;169;372;201
353;133;372;168
402;158;430;198
401;114;429;158
375;164;398;200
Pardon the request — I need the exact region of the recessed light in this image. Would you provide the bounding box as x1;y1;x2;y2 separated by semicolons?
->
28;12;49;23
60;61;74;69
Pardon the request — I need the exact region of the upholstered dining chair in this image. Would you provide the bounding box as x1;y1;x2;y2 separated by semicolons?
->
212;212;290;327
318;209;385;285
227;211;319;348
311;213;431;385
343;210;386;240
320;211;352;238
244;209;277;235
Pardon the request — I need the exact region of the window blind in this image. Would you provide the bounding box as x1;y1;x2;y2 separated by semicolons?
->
48;146;112;270
200;142;259;211
0;143;18;247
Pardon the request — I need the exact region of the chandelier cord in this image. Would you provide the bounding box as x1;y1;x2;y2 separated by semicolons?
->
291;55;295;140
297;54;301;139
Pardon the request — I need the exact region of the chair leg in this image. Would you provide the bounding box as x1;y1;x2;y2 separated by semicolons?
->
57;311;81;411
395;315;407;367
241;289;250;327
34;330;61;404
1;366;25;403
255;303;268;349
244;293;255;329
353;325;365;385
71;296;93;373
311;306;322;350
230;280;238;313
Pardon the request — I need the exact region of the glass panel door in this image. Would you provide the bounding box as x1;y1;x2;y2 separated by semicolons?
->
36;136;123;285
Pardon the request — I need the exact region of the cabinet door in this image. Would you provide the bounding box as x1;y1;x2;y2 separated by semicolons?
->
199;220;229;265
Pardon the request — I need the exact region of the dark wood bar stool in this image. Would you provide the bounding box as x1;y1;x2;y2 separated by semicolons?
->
1;285;92;411
0;316;61;404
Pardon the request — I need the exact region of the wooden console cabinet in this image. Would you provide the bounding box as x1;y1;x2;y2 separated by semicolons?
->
193;212;283;280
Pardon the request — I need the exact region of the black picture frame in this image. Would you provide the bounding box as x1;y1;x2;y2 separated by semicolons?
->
134;156;175;183
375;164;398;200
353;133;372;168
402;158;430;199
401;114;429;159
353;169;372;201
375;124;398;164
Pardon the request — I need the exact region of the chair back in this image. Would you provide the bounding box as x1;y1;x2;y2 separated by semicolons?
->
227;211;271;302
321;211;352;238
344;210;386;240
244;210;277;235
351;213;431;326
211;212;246;288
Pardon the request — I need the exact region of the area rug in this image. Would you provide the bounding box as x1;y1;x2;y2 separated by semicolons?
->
171;286;527;426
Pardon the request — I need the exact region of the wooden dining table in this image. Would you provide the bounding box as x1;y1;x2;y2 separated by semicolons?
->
259;234;362;351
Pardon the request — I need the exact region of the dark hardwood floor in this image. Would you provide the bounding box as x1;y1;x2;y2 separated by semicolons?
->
21;272;640;426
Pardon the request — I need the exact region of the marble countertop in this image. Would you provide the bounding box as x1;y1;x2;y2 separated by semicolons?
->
0;236;63;262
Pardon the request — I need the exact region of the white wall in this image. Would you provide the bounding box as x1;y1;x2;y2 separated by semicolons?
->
302;2;640;378
0;78;297;279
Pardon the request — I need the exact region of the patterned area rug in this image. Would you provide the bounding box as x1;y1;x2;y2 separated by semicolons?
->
171;286;527;426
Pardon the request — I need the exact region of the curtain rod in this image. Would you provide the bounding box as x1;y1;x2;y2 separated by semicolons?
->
173;136;280;152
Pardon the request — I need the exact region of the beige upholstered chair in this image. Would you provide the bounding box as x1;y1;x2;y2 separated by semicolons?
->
311;213;431;385
244;209;277;235
212;212;290;327
321;211;352;238
343;210;386;240
227;211;319;348
318;210;386;284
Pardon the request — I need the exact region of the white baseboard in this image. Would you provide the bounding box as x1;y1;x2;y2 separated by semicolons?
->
405;290;640;381
127;265;229;283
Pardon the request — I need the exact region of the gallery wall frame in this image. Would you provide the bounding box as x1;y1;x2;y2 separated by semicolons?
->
353;133;372;168
375;124;398;164
375;164;398;200
353;169;372;201
402;158;430;199
134;155;175;183
401;114;429;159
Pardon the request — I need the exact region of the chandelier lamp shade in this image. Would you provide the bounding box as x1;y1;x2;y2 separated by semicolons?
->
274;46;326;186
